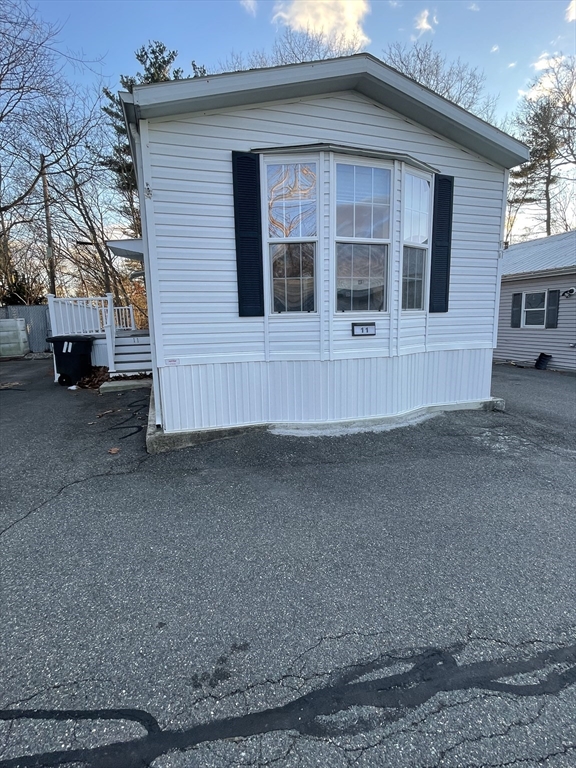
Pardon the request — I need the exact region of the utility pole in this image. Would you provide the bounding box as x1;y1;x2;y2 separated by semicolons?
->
0;163;9;279
40;154;56;294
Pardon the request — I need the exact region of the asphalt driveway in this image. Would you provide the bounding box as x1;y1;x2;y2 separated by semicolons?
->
1;359;575;768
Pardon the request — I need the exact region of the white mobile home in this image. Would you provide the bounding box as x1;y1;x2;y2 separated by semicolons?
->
494;231;576;371
116;55;529;443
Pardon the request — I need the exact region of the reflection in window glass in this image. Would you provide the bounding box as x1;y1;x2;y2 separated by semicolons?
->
336;244;388;311
523;292;546;326
267;163;317;239
336;164;391;240
402;246;425;310
404;174;430;245
271;243;315;312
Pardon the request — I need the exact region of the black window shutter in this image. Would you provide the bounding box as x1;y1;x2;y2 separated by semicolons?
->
545;290;560;328
429;174;454;313
511;293;522;327
232;151;264;317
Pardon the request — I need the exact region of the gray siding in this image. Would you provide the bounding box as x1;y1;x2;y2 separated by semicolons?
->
0;305;50;352
494;273;576;370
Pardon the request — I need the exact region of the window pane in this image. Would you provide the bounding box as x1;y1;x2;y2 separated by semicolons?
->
404;174;430;245
273;280;286;312
336;204;354;237
271;244;285;277
355;166;372;202
336;164;391;240
270;243;315;312
352;244;370;277
525;292;545;310
373;168;390;205
402;246;425;310
524;310;545;325
336;279;352;311
372;205;389;240
352;280;370;310
336;164;354;202
267;163;316;238
336;243;388;312
354;204;373;238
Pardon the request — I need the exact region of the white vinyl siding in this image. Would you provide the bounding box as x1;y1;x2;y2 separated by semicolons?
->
495;273;576;371
160;348;493;433
144;92;505;368
142;91;506;431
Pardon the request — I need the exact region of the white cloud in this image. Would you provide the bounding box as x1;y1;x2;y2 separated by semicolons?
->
532;52;563;71
272;0;371;46
388;0;402;6
468;3;480;10
490;44;499;53
524;52;573;100
412;8;438;39
508;62;517;68
566;0;576;22
241;0;257;15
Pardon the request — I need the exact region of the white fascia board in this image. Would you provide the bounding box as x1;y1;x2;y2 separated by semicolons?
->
126;54;529;170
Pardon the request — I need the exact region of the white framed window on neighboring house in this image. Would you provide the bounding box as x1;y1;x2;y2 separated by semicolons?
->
522;291;547;327
402;171;432;311
265;160;318;313
335;161;392;312
510;289;560;329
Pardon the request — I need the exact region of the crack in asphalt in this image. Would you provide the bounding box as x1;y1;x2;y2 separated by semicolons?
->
0;639;574;768
0;455;150;539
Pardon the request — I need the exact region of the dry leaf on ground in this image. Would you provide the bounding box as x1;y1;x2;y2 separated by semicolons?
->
108;447;120;455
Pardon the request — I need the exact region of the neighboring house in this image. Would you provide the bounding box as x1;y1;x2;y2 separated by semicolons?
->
494;230;576;371
112;54;529;440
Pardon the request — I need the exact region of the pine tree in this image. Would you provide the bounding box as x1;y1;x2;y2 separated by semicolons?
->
507;97;562;239
102;42;206;236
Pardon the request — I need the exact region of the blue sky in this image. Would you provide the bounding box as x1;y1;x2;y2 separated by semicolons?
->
37;0;575;120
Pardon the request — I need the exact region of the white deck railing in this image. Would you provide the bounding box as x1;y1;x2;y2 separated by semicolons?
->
47;294;137;375
114;305;136;332
47;294;136;336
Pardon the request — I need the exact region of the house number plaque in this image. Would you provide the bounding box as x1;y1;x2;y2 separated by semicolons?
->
351;322;376;336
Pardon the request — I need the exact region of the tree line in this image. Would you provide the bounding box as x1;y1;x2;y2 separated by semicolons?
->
1;0;574;307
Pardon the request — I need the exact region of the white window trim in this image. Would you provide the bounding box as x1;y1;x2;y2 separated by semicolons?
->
260;152;436;322
521;290;548;329
400;167;434;313
261;154;320;317
331;154;394;317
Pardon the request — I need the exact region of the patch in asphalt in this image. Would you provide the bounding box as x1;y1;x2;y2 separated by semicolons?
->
1;633;575;768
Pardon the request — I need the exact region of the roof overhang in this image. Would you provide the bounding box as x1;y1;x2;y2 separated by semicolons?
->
120;54;529;169
502;266;576;281
252;142;438;173
106;239;144;261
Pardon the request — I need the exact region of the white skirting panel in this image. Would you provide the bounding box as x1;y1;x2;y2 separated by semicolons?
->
159;348;493;433
91;339;109;367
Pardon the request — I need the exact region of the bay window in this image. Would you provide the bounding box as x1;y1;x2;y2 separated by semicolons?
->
249;153;446;320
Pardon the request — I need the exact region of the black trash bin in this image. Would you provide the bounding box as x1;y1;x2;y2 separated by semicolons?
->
47;335;94;386
535;352;552;370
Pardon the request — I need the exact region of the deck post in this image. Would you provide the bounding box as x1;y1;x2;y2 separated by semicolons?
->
104;293;116;373
46;294;59;382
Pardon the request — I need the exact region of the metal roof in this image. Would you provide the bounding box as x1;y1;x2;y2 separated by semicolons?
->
502;231;576;277
120;54;529;169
